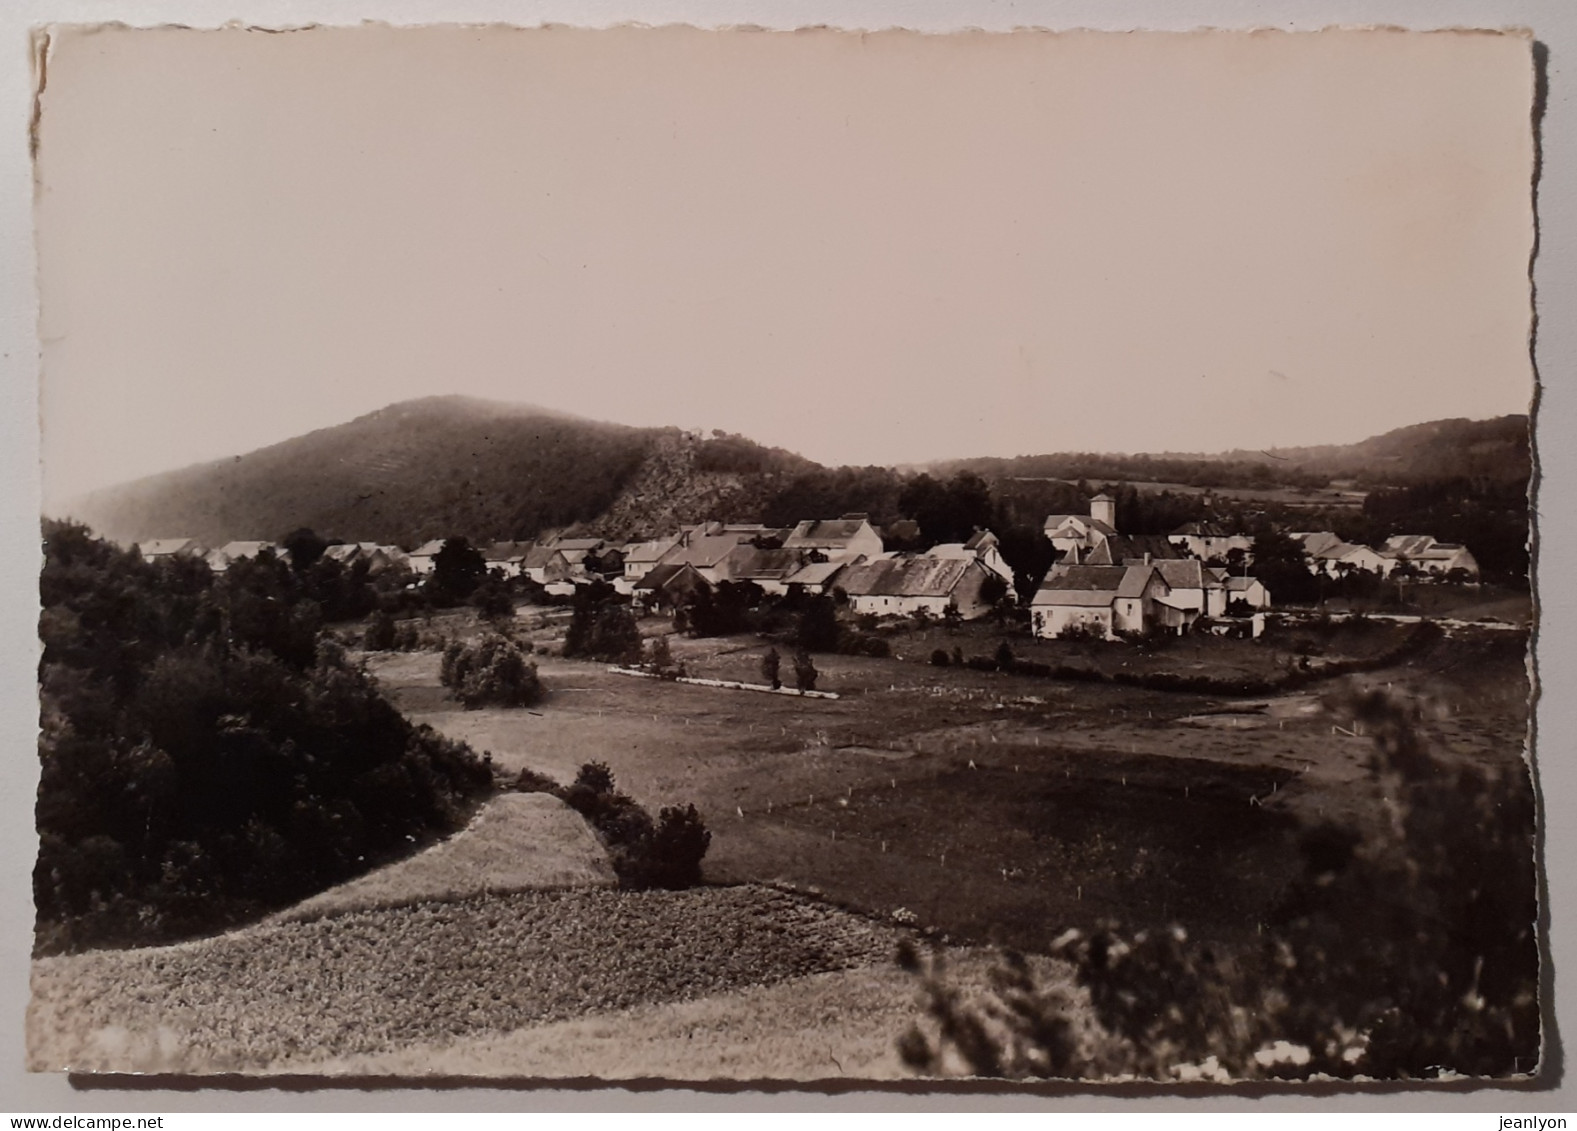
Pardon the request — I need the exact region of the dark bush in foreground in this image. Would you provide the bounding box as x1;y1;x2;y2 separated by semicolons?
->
556;762;711;890
36;522;494;955
440;633;542;708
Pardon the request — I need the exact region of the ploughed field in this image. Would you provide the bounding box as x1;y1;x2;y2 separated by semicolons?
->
29;885;898;1074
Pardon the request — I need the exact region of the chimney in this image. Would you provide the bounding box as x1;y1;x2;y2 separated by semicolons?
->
1143;552;1152;566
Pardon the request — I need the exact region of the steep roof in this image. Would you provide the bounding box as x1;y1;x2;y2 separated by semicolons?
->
523;545;568;569
663;533;752;569
624;537;680;564
216;541;280;559
1294;531;1344;557
1172;521;1233;538
484;540;534;563
1033;564;1161;606
729;546;806;580
552;537;606;552
835;556;977;599
1087;535;1185;566
634;562;709;592
1382;534;1438;558
137;538;204;558
1153;559;1221;590
784;518;873;548
411;540;446;557
1225;575;1265;592
1043;514;1117;538
785;560;848;587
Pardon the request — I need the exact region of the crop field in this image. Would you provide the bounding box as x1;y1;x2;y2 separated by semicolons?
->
29;885;897;1074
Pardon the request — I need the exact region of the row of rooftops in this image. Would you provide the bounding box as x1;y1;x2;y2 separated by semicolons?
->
1293;531;1476;567
1032;559;1265;608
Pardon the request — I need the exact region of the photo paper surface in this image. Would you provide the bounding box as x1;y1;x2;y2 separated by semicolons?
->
27;24;1540;1085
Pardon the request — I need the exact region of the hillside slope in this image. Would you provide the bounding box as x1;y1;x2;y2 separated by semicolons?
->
933;415;1530;489
66;397;665;546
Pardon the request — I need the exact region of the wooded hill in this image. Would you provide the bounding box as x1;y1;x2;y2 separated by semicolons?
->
59;396;1530;549
930;415;1531;491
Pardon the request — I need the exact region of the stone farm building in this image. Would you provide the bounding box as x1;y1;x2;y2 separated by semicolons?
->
782;515;885;563
835;556;997;620
924;529;1016;590
1381;535;1480;578
207;541;290;573
623;536;682;580
1169;522;1253;561
322;542;404;576
135;538;208;563
407;540;446;576
1030;563;1182;640
1292;532;1391;578
1042;494;1117;558
632;562;712;612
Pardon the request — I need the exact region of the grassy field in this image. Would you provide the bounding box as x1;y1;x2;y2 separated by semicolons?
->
32;606;1529;1079
367;611;1531;956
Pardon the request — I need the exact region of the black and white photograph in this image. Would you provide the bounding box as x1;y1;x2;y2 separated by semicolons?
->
18;19;1548;1088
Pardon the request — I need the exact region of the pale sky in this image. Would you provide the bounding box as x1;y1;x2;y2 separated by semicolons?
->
35;25;1535;509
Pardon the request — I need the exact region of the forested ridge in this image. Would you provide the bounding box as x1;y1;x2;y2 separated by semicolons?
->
59;397;1528;556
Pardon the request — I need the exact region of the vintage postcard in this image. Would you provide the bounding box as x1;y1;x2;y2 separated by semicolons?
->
26;24;1541;1085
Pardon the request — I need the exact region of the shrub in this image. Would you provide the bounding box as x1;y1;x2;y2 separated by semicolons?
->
513;768;559;794
558;762;711;890
362;609;396;651
760;647;782;689
1058;621;1106;643
644;634;684;679
994;640;1016;669
796;597;841;652
930;649;951;667
439;633;543;708
573;761;615;795
471;575;516;626
564;593;643;663
793;648;819;691
838;632;891;658
642;804;713;889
